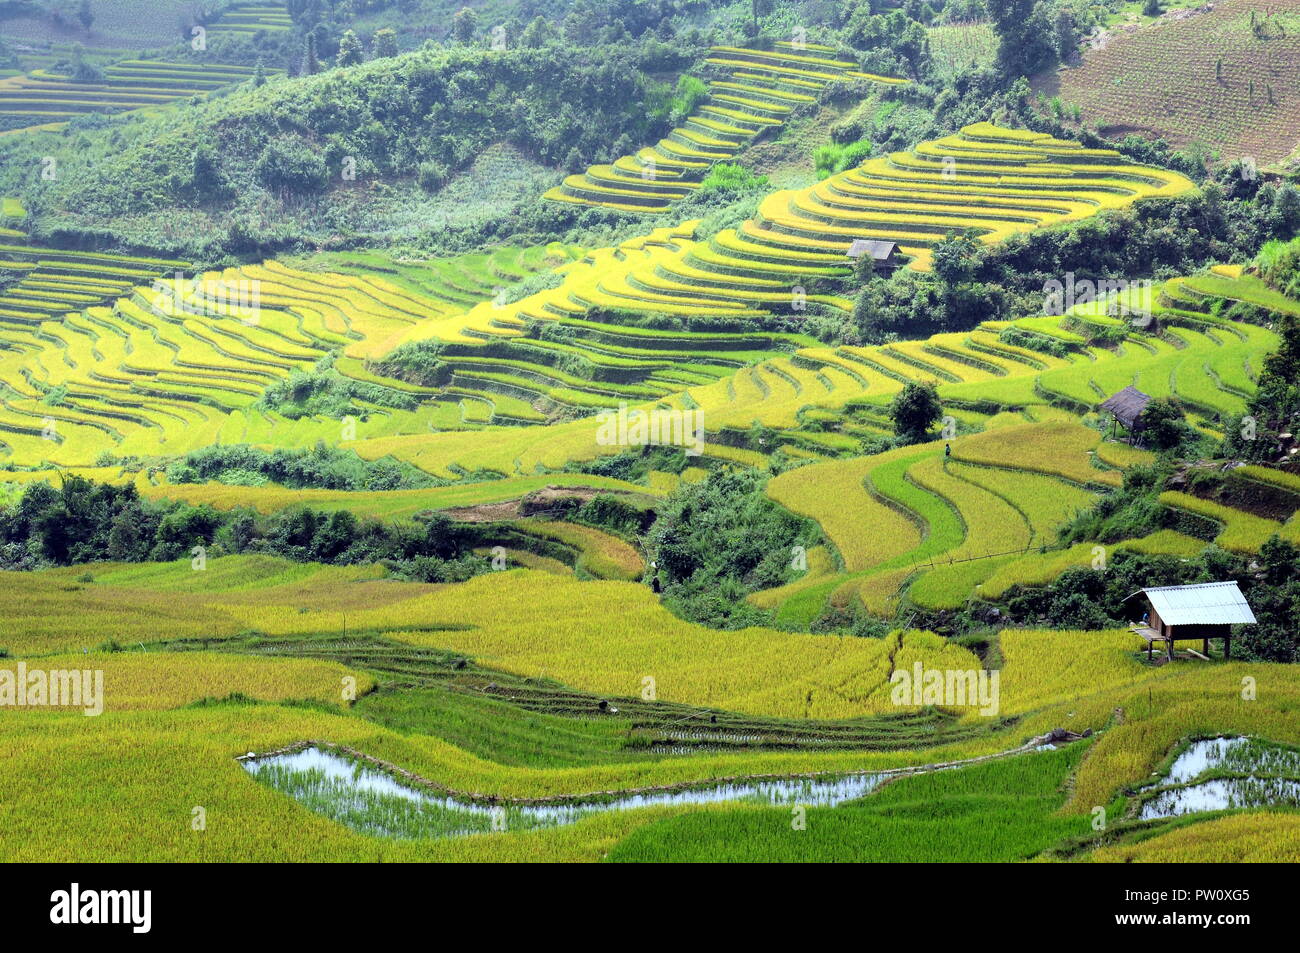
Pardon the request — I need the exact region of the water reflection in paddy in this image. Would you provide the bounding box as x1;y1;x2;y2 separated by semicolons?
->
244;746;890;839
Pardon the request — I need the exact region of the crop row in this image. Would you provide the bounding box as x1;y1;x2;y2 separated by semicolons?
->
546;45;907;213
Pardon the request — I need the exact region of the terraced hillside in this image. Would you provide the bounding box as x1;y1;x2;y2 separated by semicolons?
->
0;227;819;467
759;403;1300;626
0;60;280;133
325;251;1264;481
751;266;1296;624
0;241;188;319
753;121;1194;271
404;124;1194;367
9;251;1280;635
0;253;544;466
248;261;1279;620
0;132;1222;482
3;0;1300;878
54;262;1281;561
206;3;293;38
0;124;1195;463
545;42;907;213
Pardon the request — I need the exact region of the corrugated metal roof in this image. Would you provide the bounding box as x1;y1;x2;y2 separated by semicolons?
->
847;239;897;260
1142;581;1257;626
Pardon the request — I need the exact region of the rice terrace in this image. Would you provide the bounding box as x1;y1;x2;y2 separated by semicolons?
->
0;0;1299;902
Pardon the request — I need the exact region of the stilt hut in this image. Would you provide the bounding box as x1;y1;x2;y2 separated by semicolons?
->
1100;385;1152;442
1125;581;1256;661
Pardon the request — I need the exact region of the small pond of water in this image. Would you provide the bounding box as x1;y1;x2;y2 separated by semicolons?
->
1138;737;1300;820
244;746;890;839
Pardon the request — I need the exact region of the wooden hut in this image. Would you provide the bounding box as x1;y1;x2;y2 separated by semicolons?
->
1100;385;1152;441
847;239;899;272
1125;581;1256;661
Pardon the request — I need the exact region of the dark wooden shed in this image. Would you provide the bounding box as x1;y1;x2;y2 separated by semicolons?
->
1125;581;1257;661
847;239;899;272
1100;385;1152;439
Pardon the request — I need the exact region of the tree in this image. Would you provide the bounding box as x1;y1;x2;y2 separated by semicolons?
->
987;0;1056;76
417;159;449;192
892;16;931;78
372;28;398;59
191;144;221;195
77;0;94;33
520;16;550;48
452;7;479;43
253;61;267;86
931;231;980;287
336;30;363;67
69;43;103;82
1053;9;1076;61
843;7;890;51
890;381;943;443
301;33;321;75
851;252;875;284
1139;398;1189;451
106;509;144;562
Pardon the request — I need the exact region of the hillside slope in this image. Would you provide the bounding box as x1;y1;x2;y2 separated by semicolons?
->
1034;0;1300;166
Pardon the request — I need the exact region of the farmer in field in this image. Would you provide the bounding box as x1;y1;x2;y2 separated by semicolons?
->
945;442;951;459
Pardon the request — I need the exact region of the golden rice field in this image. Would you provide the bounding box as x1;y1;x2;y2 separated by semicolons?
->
752;121;1194;271
0;652;370;711
133;473;659;519
0;245;1287;639
546;43;907;213
1;604;1297;861
1087;813;1300;863
3;40;1298;867
0;557;979;720
0;124;1220;495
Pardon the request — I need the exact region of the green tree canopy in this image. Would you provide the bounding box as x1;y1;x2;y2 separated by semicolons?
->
890;381;943;443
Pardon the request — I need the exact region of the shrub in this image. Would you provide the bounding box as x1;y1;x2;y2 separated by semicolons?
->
255;139;329;194
417;160;449;193
1139;398;1191;452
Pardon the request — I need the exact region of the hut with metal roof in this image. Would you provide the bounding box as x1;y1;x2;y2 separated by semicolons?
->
846;239;899;271
1100;385;1153;440
1125;581;1256;661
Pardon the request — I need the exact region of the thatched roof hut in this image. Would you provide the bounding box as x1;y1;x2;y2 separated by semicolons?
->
1100;385;1153;432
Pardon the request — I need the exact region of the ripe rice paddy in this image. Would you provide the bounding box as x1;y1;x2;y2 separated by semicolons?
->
0;46;1296;862
3;602;1298;860
547;43;907;214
